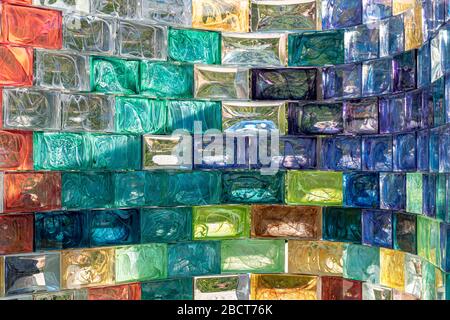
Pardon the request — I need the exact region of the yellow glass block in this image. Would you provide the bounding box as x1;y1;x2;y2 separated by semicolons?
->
61;247;115;289
0;256;4;297
435;269;445;300
192;0;250;32
380;248;405;291
250;274;318;300
404;5;423;50
288;240;343;275
393;0;416;14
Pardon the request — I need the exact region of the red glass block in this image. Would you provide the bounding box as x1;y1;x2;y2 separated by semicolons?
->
342;278;362;300
0;213;33;254
2;172;61;213
0;130;33;170
0;45;32;86
321;276;362;300
2;4;62;49
88;283;141;300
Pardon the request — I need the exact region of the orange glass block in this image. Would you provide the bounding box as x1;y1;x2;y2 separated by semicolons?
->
380;248;405;291
192;0;250;32
288;240;343;276
250;274;319;300
88;283;141;300
3;1;32;4
0;130;33;170
2;171;61;213
403;4;423;50
0;213;33;254
0;45;32;86
2;4;62;49
321;276;362;300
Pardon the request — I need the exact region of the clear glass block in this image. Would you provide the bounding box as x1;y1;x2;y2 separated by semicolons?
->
33;0;90;13
140;0;192;26
143;134;192;170
91;0;139;19
345;23;380;63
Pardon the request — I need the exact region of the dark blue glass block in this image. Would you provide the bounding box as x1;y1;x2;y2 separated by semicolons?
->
379;94;406;133
404;90;421;131
379;173;406;210
418;42;431;88
363;0;392;23
417;129;430;171
379;15;404;57
323;63;361;99
343;172;379;208
320;136;361;171
423;174;437;218
322;207;362;243
251;68;318;100
35;211;89;250
362;135;393;171
279;136;317;169
141;278;193;300
440;125;450;172
344;24;379;63
433;77;445;127
89;208;140;246
168;241;220;277
343;98;378;134
429;127;440;172
114;171;146;207
393;212;416;254
393;51;416;92
322;0;362;29
421;88;434;129
362;58;392;96
288;102;343;135
362;209;392;248
140;207;192;243
440;223;450;272
393;132;417;172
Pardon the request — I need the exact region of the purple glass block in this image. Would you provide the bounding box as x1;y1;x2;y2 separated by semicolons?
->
379;15;404;57
344;23;379;63
362;209;393;248
343;98;378;134
430;127;440;172
379;94;406;134
423;174;437;218
393;132;417;172
433;77;445;127
280;135;317;169
322;0;362;29
417;129;430;171
288;102;343;135
421;88;434;129
362;58;392;96
440;125;450;172
404;90;421;131
320;136;362;171
343;172;380;208
393;51;416;92
417;42;431;88
362;0;392;23
380;173;406;210
446;75;450;123
362;135;393;171
323;63;362;99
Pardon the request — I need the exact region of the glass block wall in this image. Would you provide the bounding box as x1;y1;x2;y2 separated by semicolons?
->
0;0;449;300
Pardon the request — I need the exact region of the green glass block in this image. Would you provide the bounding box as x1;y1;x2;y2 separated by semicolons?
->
141;278;193;300
288;31;345;66
285;171;343;205
193;205;250;240
406;173;423;214
90;134;141;170
115;97;167;134
343;244;380;283
417;216;441;267
91;56;139;94
33;132;91;170
436;174;448;222
221;239;285;273
140;61;194;98
422;260;437;300
115;244;168;283
168;27;221;64
167;100;222;133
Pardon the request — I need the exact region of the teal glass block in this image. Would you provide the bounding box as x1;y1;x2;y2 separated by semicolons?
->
288;30;345;66
168;27;221;64
221;239;285;273
167;100;222;133
91;56;139;94
115;97;167;135
422;260;437;300
90;134;141;170
62;172;114;209
143;171;167;206
141;278;193;300
34;132;91;170
140;61;194;98
343;244;380;283
114;171;146;207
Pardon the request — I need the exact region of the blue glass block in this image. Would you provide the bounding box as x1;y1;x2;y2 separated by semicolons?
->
323;63;361;99
280;136;317;169
423;174;437;218
320;136;362;171
417;42;431;88
363;0;392;23
322;0;362;29
343;98;379;134
140;207;192;243
362;209;392;248
362;58;392;96
421;88;434;129
393;212;416;254
417;129;430;171
35;211;89;250
114;171;146;207
379;15;404;57
89;208;140;246
322;207;362;243
440;125;450;172
168;241;220;277
380;173;406;210
446;75;450;123
422;0;434;41
440;223;450;272
379;94;406;134
343;244;380;282
393;51;416;92
429;127;440;172
141;278;193;300
62;172;114;209
441;26;450;73
167;100;222;133
288;102;343;135
90;134;141;170
404;90;421;131
362;135;393;171
344;24;379;63
433;77;445;127
433;0;446;31
393;132;417;172
343;172;379;208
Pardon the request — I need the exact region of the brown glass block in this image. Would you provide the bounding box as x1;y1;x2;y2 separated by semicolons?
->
0;213;33;255
0;45;33;86
0;130;33;170
88;283;141;300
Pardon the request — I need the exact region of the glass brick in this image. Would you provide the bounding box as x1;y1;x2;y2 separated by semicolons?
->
344;23;379;63
142;134;192;170
91;56;139;94
393;132;417;172
279;136;317;169
192;0;249;32
320;136;362;171
140;0;192;26
343;98;379;134
379;14;404;57
288;102;343;135
380;172;406;210
343;172;379;208
362;210;393;248
362;58;392;96
322;207;362;243
322;63;362;99
322;0;362;29
362;135;393;171
167;100;222;133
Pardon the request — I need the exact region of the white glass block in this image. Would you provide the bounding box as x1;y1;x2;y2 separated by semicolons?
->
1;89;61;130
431;32;443;82
222;32;287;66
91;0;139;18
33;0;90;13
63;15;115;55
34;50;91;91
116;20;167;60
194;275;250;300
61;93;115;132
194;65;250;99
141;0;192;26
142;134;193;170
362;283;393;300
